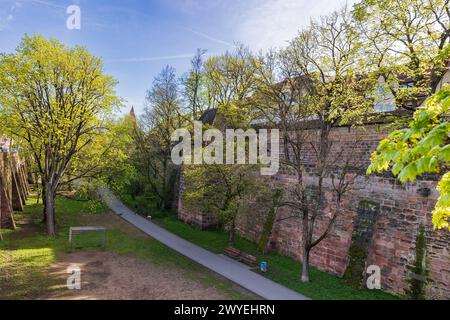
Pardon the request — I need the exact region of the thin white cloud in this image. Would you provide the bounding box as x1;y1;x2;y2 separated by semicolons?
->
27;0;66;9
234;0;359;51
0;0;67;31
107;53;195;63
187;28;235;48
0;1;18;30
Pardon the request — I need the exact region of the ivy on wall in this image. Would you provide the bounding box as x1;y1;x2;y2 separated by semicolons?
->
343;200;379;288
406;224;428;300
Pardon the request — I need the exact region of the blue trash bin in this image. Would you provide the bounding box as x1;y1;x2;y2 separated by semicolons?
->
260;261;267;273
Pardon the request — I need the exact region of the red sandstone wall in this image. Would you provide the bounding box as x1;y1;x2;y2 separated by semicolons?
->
177;171;219;229
0;153;15;229
177;124;450;299
239;174;447;299
0;152;29;230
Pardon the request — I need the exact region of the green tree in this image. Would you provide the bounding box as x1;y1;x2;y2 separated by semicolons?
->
61;115;133;189
354;0;450;110
137;65;184;209
368;86;450;231
183;163;261;245
253;7;376;282
204;44;260;109
182;49;209;120
0;35;119;236
182;84;264;246
80;114;137;195
182;43;266;244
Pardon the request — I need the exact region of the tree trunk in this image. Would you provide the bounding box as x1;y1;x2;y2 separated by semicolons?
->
36;186;41;204
228;219;236;246
45;183;56;237
68;177;73;192
52;188;57;225
301;197;311;282
41;182;47;223
301;247;310;282
156;198;164;210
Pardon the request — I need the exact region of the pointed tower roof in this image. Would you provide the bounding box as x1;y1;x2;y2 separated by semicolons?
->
130;106;136;119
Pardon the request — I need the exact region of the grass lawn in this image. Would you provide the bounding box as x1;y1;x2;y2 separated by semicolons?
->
121;194;400;300
156;215;400;300
0;193;255;300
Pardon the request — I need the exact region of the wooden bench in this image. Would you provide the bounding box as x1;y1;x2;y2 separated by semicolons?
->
69;226;106;251
240;253;258;267
224;247;258;267
224;246;241;259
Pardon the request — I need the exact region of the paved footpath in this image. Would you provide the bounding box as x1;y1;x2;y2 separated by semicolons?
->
99;188;309;300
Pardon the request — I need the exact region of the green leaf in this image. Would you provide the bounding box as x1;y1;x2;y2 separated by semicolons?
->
398;162;418;183
439;145;450;163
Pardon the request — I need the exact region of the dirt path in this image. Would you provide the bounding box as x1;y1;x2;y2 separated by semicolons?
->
1;194;256;300
45;250;232;300
99;188;308;300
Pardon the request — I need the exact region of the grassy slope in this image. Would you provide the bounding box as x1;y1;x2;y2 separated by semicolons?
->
121;194;399;300
156;216;400;300
0;194;254;300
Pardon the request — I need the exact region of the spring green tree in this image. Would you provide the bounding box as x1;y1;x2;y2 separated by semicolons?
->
252;7;376;282
183;163;261;245
137;65;184;210
98;114;138;194
368;86;450;231
182;48;264;245
181;109;265;246
354;0;450;110
65;113;137;196
181;49;209;120
0;35;119;236
203;45;260;109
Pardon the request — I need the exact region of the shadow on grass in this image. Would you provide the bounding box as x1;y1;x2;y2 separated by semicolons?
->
0;194;256;300
151;214;400;300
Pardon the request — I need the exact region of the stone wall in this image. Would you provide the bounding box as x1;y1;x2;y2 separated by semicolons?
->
0;152;29;231
177;171;219;229
176;123;450;299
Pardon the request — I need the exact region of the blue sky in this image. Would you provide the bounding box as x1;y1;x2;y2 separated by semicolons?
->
0;0;357;116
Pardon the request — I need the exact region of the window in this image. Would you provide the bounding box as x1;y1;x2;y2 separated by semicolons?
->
402;81;414;89
373;85;395;112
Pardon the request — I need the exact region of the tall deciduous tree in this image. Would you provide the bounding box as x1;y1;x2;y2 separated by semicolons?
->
137;65;184;209
0;35;119;236
65;114;136;193
253;7;376;282
182;46;264;244
368;85;450;231
182;49;208;120
354;0;450;110
204;44;260;109
183;163;261;245
181;107;264;246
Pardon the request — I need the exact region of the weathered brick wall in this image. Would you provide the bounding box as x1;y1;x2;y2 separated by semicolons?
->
0;152;29;230
176;124;450;299
177;171;219;229
11;152;29;210
0;152;15;229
